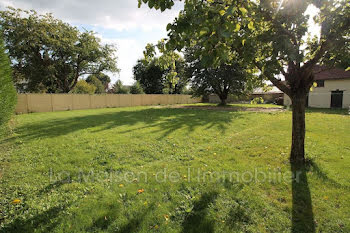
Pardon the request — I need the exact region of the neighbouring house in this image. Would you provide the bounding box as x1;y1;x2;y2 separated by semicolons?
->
284;66;350;109
208;86;284;104
252;86;284;104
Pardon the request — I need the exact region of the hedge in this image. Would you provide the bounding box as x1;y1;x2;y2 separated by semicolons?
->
0;35;16;135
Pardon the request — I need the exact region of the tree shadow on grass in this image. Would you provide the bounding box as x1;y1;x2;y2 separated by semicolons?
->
181;191;218;233
2;107;241;143
85;204;154;233
1;204;69;233
306;108;348;115
37;179;71;196
116;204;155;233
308;160;350;190
0;179;77;233
291;161;316;233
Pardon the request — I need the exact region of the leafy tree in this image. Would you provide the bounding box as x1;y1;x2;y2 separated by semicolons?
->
87;73;112;92
182;86;194;95
139;0;350;163
86;75;105;94
143;41;189;94
0;7;118;93
72;80;96;94
0;34;16;133
135;42;189;94
112;80;129;94
164;57;188;94
322;35;350;70
130;81;144;94
185;46;259;105
133;59;165;94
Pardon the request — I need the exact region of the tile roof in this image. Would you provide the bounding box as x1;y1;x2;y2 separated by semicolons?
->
313;66;350;81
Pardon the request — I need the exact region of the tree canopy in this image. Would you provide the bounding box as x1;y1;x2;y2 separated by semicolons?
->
86;75;105;94
185;45;260;105
72;80;96;94
142;41;189;94
133;55;188;94
112;80;129;94
87;73;112;92
130;81;144;94
133;59;165;94
0;7;119;93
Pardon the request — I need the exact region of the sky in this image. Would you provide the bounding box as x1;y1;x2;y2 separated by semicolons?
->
0;0;320;85
0;0;184;85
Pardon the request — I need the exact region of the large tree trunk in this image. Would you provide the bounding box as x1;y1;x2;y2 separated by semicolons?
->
290;92;307;163
219;97;227;106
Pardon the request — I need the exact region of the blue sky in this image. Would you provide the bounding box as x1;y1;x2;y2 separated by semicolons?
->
0;0;184;85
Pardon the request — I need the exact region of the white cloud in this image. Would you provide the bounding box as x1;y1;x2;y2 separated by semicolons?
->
100;37;144;85
0;0;182;32
0;0;183;85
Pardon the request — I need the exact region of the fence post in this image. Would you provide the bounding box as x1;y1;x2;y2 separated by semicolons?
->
105;94;108;108
25;93;29;113
50;94;54;112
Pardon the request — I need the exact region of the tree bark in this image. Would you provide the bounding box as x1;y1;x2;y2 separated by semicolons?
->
290;93;307;163
219;97;227;106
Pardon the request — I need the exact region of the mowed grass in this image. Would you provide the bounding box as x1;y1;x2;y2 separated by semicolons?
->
0;104;349;233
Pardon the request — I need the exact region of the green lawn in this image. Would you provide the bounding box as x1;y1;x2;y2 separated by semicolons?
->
0;104;349;232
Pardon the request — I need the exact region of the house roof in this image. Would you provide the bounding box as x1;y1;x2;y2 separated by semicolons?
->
313;66;350;81
253;86;283;94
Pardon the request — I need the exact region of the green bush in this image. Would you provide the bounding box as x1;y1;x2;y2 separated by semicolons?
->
0;36;16;134
130;81;144;94
250;97;264;105
86;75;105;94
72;80;96;94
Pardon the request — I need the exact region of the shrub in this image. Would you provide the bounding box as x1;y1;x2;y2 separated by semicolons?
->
0;35;16;134
72;80;96;94
250;97;264;105
130;81;144;94
86;75;105;94
112;80;129;94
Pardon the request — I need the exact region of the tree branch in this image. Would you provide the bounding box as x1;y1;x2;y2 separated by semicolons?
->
254;61;291;97
304;14;350;70
259;8;298;47
269;75;291;97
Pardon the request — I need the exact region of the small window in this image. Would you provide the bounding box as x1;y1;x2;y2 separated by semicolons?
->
316;80;324;87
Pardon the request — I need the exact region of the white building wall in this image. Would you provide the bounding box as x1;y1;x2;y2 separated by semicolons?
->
283;79;350;109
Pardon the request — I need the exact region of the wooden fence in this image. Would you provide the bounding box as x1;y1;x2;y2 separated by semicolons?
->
15;94;201;114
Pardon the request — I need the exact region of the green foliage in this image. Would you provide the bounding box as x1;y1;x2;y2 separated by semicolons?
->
112;80;129;94
1;105;349;232
72;80;96;94
130;81;144;94
0;35;16;134
250;97;264;105
185;45;261;104
133;57;188;94
86;75;105;94
0;7;118;93
133;59;164;94
142;41;189;93
87;73;111;92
